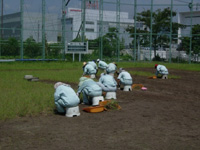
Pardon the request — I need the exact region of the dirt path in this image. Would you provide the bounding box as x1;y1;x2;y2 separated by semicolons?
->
0;68;200;150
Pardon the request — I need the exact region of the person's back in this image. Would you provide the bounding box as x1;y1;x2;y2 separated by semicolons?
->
106;63;117;74
77;77;102;104
54;82;80;113
99;74;117;88
117;70;133;85
156;64;168;75
98;60;108;70
83;63;96;75
88;61;98;70
77;77;102;95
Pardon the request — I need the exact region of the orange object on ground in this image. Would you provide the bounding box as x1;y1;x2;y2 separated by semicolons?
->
132;84;144;89
99;100;121;110
148;76;157;79
99;100;112;106
82;106;105;113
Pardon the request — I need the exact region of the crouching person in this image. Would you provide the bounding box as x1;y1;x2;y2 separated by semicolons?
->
106;62;117;77
83;62;97;78
97;74;117;99
54;82;80;114
117;68;133;91
97;74;117;92
155;64;169;79
77;77;102;105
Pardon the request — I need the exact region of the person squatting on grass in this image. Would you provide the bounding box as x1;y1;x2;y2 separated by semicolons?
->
54;82;80;114
96;74;117;92
154;64;169;77
117;68;133;88
82;62;97;76
77;77;102;105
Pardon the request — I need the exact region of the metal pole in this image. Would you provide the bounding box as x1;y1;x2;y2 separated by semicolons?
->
99;0;103;60
116;0;120;62
42;0;45;60
81;0;86;42
150;0;153;61
189;0;193;64
134;0;137;62
0;0;3;57
20;0;24;59
1;0;3;39
62;0;66;60
169;0;173;63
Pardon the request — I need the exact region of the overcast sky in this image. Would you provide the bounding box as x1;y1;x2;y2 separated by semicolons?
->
1;0;200;19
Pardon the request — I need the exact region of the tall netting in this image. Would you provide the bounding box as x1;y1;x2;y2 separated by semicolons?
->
0;0;199;63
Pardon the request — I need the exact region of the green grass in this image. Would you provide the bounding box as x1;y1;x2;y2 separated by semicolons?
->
0;61;199;120
118;61;200;71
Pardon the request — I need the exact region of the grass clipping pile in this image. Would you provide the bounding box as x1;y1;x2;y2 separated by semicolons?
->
100;100;121;111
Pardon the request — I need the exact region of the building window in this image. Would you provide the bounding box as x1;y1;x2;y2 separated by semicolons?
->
86;21;94;25
86;28;94;32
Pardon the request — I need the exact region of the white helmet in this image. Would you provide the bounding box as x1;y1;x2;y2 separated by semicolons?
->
97;59;100;63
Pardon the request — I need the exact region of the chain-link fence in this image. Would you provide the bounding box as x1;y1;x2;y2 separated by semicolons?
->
0;0;199;63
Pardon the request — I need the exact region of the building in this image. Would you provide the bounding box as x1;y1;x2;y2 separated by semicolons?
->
63;8;134;47
178;10;200;43
1;8;134;47
1;12;59;43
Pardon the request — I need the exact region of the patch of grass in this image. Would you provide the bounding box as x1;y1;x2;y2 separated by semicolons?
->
118;62;200;72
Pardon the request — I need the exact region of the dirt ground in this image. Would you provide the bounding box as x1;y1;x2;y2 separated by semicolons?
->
0;67;200;150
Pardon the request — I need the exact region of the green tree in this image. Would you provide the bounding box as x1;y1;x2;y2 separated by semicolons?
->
181;24;200;56
126;7;185;58
48;43;62;57
2;37;20;56
24;37;41;58
100;27;124;58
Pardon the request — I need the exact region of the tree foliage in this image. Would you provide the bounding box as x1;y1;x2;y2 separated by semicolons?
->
180;24;200;55
24;37;41;58
1;37;20;56
99;27;124;58
126;7;185;58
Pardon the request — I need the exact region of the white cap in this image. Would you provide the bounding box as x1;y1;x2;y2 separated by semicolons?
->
97;59;100;62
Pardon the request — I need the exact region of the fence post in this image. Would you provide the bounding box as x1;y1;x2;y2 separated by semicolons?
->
134;0;137;62
42;0;46;60
189;0;193;64
20;0;24;59
62;0;66;60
